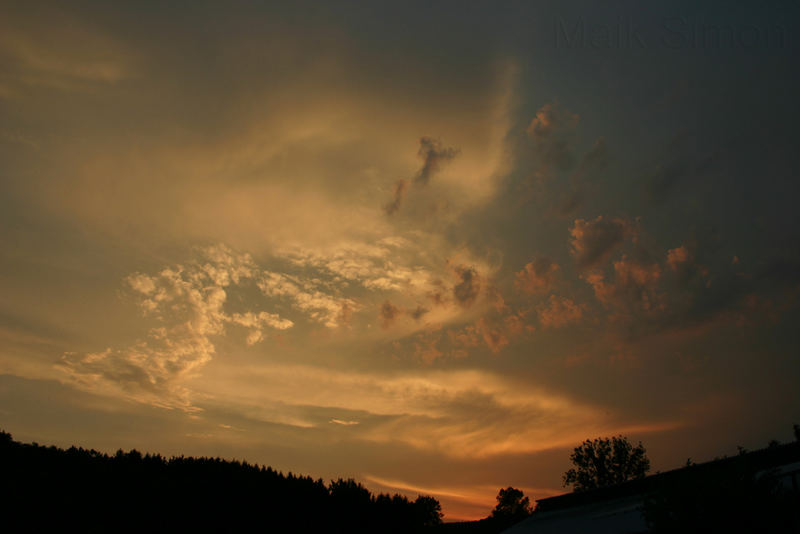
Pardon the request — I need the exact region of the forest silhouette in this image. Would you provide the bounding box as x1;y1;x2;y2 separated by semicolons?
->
0;429;442;533
3;428;799;533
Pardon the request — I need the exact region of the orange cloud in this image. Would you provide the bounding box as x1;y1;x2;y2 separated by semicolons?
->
666;245;690;271
538;295;584;329
515;258;559;295
475;317;509;354
585;255;663;315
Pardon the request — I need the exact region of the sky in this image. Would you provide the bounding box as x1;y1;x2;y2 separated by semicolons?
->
1;0;799;521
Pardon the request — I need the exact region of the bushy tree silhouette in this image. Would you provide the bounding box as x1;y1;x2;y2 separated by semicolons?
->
488;486;533;529
414;495;444;527
563;435;650;491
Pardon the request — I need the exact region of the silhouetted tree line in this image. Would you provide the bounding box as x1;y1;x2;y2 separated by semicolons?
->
0;430;441;533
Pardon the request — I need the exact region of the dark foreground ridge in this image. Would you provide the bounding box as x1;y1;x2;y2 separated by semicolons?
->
504;441;800;533
0;430;442;533
437;440;800;534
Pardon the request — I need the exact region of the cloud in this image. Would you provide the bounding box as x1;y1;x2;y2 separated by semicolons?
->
329;418;360;426
666;244;691;272
60;260;233;409
280;238;432;294
559;137;610;215
384;179;408;215
410;305;429;320
229;312;294;345
380;300;401;329
526;102;579;172
127;273;157;295
201;363;680;460
453;266;481;308
584;255;664;321
643;132;722;205
570;216;632;270
572;236;794;340
538;295;584;329
515;258;559;295
575;234;790;338
575;137;609;177
443;309;531;358
271;236;496;341
412;328;445;364
383;137;459;215
256;271;354;328
414;137;460;186
0;11;135;96
474;317;509;354
57;244;378;409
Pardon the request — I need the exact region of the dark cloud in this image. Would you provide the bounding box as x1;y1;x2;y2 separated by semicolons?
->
667;255;800;332
515;103;608;216
643;132;722;206
753;257;800;289
453;266;480;308
558;190;585;216
576;137;609;177
384;179;408;215
414;137;459;186
570;216;632;270
384;137;459;215
646;160;690;205
556;136;609;216
380;300;401;329
410;305;429;320
526;102;579;172
580;242;800;339
584;255;664;318
426;279;448;307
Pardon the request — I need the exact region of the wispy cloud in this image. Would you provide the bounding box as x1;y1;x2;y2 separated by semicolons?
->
0;10;135;95
197;363;682;460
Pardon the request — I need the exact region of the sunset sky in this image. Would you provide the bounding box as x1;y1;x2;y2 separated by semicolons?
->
1;1;799;521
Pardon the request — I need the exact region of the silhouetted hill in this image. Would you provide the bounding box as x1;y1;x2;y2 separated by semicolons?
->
0;430;441;533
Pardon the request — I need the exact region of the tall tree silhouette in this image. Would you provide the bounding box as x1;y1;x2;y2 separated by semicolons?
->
563;435;650;491
414;495;444;527
485;486;533;530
